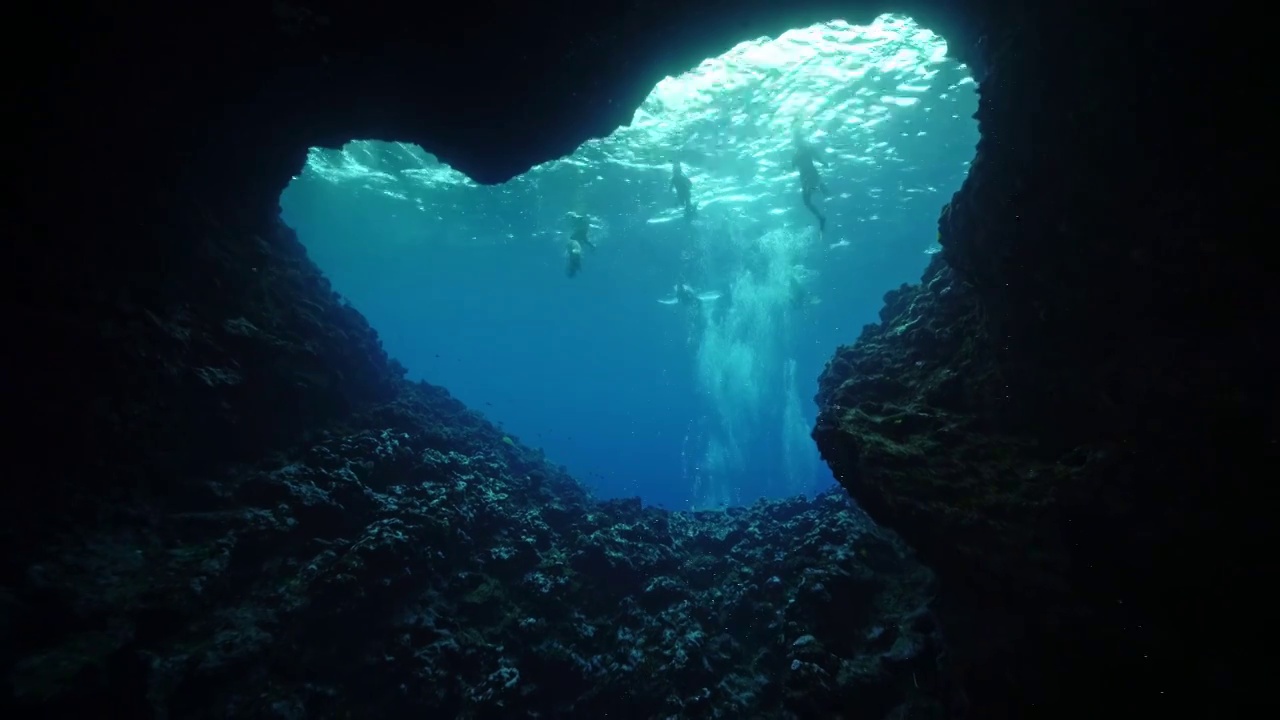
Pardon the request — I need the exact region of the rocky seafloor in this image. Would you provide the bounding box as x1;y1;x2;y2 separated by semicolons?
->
4;211;945;718
8;391;942;719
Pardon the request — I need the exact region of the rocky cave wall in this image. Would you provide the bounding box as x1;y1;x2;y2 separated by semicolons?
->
813;4;1272;713
11;0;1271;716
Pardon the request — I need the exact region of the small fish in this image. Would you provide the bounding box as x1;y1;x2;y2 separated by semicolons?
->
828;239;851;250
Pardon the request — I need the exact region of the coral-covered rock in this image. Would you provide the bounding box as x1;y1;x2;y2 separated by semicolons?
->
6;414;938;717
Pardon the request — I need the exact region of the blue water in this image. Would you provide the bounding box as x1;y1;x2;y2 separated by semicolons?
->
280;16;978;510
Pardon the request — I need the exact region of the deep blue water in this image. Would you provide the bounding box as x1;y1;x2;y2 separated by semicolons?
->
279;19;977;510
281;180;962;510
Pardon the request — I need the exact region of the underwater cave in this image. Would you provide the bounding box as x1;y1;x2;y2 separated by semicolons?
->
280;16;979;510
8;1;1269;718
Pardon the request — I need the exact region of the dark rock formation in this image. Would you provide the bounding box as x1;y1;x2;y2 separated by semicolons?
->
814;6;1272;716
7;391;938;717
8;0;1269;718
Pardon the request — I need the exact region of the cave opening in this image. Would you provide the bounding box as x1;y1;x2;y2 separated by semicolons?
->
279;14;978;511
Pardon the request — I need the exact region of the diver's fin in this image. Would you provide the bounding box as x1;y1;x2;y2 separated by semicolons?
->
695;291;722;302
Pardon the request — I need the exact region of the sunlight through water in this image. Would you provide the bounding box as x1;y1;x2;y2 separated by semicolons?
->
300;14;974;239
283;14;979;510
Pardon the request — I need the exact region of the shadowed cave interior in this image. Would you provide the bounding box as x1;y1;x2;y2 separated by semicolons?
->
7;1;1271;718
